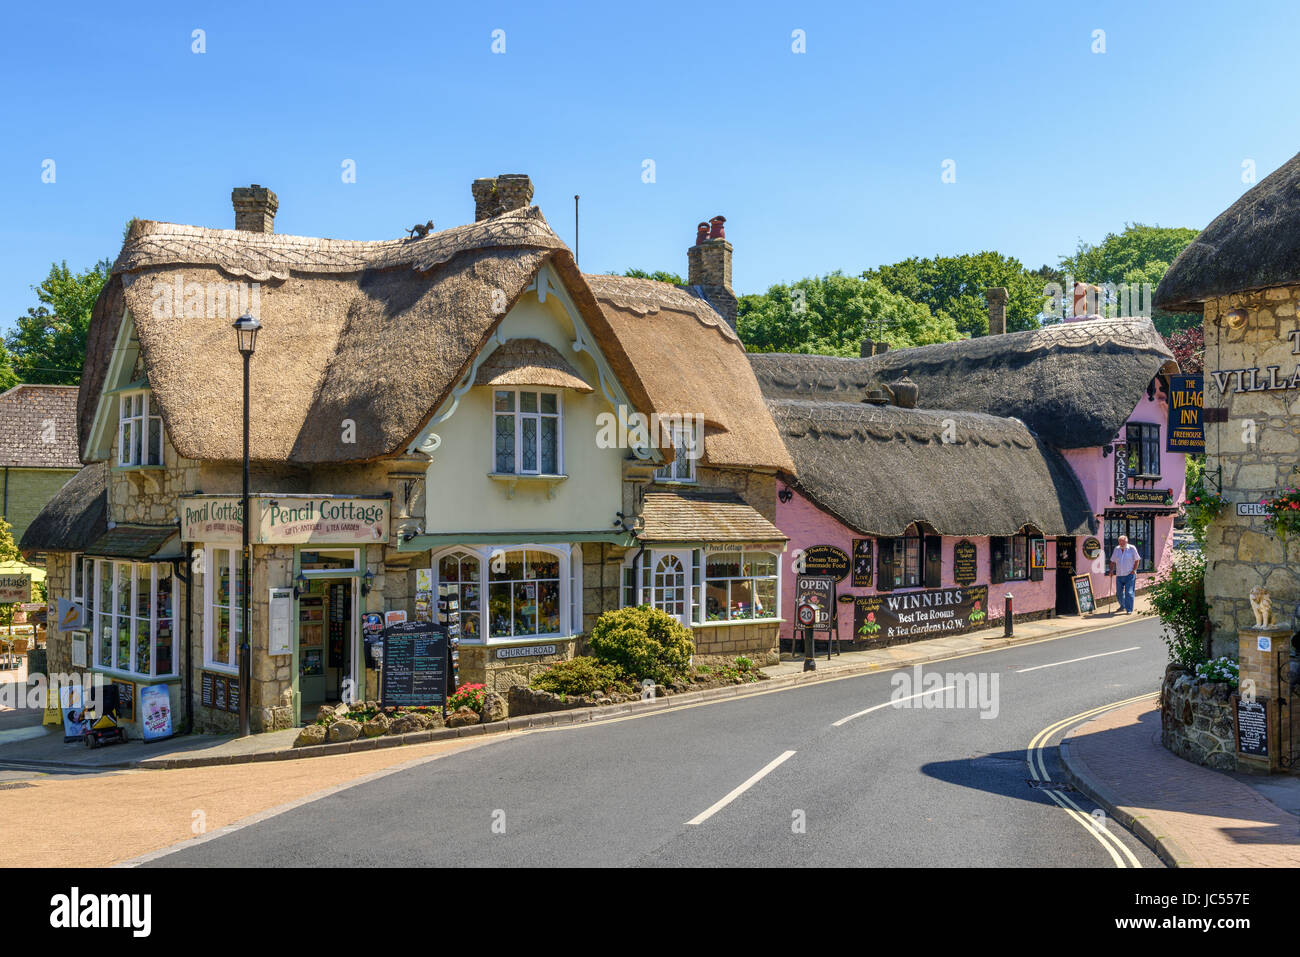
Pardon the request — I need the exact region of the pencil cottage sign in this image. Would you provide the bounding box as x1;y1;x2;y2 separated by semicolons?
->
180;496;390;545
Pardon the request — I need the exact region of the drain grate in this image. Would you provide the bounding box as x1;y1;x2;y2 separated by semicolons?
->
1026;779;1076;791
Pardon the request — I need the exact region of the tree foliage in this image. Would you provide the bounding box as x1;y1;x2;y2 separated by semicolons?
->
738;272;961;355
1059;224;1201;335
621;268;686;286
863;251;1046;337
5;259;111;385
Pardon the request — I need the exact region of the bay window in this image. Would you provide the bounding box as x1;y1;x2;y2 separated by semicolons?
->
90;560;175;678
437;550;482;640
433;545;577;642
205;546;244;671
704;551;778;621
493;389;561;475
118;390;164;467
625;548;781;625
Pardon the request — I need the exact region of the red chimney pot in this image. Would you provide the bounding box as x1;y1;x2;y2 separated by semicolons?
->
695;222;710;245
708;215;726;240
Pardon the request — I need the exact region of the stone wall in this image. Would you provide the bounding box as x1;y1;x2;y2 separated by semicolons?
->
1202;289;1300;657
693;621;780;659
460;638;576;693
42;551;74;677
1160;666;1237;771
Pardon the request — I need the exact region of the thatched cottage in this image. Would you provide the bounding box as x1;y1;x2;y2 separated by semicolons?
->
750;308;1183;647
21;177;792;735
1155;147;1300;655
0;384;82;544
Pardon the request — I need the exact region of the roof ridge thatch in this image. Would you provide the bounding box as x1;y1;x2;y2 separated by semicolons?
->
750;318;1176;450
1156;149;1300;311
115;207;564;283
584;274;740;343
767;399;1092;538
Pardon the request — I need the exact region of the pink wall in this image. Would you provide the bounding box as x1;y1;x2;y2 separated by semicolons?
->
776;389;1188;641
776;488;1059;645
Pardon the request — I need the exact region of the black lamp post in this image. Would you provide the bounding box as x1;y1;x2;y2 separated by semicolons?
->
233;312;260;737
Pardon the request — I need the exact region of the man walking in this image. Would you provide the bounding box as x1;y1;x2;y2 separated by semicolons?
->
1109;534;1141;614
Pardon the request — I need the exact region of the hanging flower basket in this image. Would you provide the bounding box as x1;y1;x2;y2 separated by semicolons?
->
1181;489;1227;544
1261;487;1300;551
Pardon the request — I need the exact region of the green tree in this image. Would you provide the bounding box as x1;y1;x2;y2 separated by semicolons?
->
863;251;1046;337
0;344;18;392
621;268;686;286
5;259;112;384
1059;224;1200;335
737;272;961;356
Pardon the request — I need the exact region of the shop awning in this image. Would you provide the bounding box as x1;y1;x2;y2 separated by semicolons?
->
83;524;182;560
639;489;787;546
473;338;593;393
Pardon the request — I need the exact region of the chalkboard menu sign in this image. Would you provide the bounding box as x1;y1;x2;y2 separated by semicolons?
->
200;671;238;713
201;672;214;708
111;679;136;722
380;620;449;709
214;676;228;712
227;677;240;715
953;540;977;585
1237;699;1268;756
1071;574;1096;615
803;545;850;582
851;539;873;588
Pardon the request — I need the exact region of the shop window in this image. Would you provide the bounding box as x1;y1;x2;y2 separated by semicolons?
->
1104;515;1155;573
704;551;778;621
487;548;562;638
1125;423;1161;478
299;549;358;572
991;534;1030;583
91;559;175;679
654;425;698;483
205;547;244;671
493;389;561;475
117;390;164;467
436;550;483;641
876;528;931;590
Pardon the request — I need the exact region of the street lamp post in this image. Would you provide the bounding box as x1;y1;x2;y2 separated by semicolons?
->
233;312;261;737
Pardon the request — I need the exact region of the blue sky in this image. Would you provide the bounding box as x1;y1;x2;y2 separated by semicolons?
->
2;0;1299;331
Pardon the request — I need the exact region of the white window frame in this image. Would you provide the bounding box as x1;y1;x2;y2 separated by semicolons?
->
117;389;164;467
654;425;698;483
703;550;780;623
90;559;177;679
624;548;781;626
203;545;243;673
70;553;85;604
492;389;563;476
431;543;577;643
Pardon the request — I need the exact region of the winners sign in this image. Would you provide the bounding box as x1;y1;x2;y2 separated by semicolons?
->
853;585;989;646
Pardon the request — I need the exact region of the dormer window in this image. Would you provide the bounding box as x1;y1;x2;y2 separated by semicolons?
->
118;390;163;467
494;389;561;475
654;425;698;483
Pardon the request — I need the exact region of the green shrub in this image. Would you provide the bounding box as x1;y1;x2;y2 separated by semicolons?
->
735;656;755;672
1147;551;1210;669
588;605;695;685
531;657;631;696
448;682;487;713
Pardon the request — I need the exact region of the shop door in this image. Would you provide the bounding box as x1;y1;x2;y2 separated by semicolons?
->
1055;537;1077;614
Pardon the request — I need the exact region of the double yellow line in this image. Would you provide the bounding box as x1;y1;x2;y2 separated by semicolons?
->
1026;692;1157;868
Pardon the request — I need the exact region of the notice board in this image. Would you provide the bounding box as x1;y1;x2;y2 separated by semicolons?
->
380;619;448;709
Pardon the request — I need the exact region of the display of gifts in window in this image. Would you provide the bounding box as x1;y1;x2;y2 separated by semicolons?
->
704;551;777;621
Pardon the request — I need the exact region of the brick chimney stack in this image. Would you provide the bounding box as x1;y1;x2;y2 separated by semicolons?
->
232;184;278;233
985;287;1008;336
687;215;737;330
472;174;534;222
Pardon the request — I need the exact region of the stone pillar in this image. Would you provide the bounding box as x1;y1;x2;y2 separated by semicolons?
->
1235;624;1292;774
985;287;1008;336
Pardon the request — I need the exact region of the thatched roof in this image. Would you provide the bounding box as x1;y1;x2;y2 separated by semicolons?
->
19;463;108;554
640;488;786;544
584;275;795;473
750;317;1177;449
79;207;625;465
473;337;592;393
1156;150;1300;310
0;385;81;469
769;399;1093;538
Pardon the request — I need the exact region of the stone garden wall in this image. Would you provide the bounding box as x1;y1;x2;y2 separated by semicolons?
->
1161;666;1236;771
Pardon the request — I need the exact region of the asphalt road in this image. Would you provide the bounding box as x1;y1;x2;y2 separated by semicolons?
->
147;618;1167;867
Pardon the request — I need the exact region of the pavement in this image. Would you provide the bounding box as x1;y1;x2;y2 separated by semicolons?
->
1060;698;1300;866
0;599;1152;772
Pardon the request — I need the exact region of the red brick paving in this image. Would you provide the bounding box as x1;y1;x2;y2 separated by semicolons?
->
1064;699;1300;867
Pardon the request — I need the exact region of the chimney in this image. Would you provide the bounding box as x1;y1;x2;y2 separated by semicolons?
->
985;286;1008;336
232;184;278;233
687;215;737;329
472;174;534;222
859;337;890;357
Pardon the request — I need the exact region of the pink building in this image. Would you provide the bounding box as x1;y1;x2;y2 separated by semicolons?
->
749;315;1184;648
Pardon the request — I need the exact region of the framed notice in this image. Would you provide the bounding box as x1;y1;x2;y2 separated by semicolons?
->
1237;698;1268;757
1030;538;1046;569
71;632;87;668
268;586;293;655
952;540;977;585
111;680;136;722
802;545;850;582
851;539;873;588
